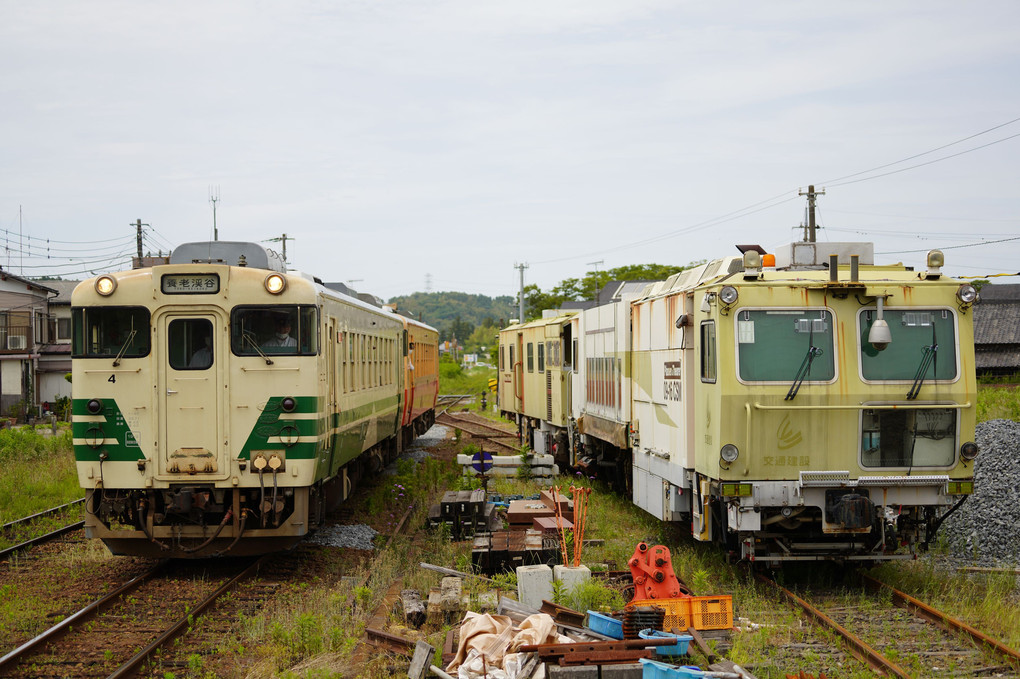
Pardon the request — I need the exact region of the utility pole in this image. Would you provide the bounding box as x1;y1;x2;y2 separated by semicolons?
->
515;262;528;321
587;260;604;302
798;185;825;243
209;187;220;241
266;234;294;265
132;219;150;268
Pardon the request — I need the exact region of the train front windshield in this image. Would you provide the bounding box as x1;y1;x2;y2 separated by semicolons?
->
231;305;318;356
71;307;151;358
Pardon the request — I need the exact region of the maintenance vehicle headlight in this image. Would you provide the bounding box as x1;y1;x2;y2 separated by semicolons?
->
719;286;739;305
960;441;979;461
86;398;104;415
280;396;296;412
265;273;287;294
720;443;739;463
957;285;977;304
95;275;117;296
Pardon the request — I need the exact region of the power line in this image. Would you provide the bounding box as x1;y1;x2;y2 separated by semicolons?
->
821;115;1020;186
877;234;1020;255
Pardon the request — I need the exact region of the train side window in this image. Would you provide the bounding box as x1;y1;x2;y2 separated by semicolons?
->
572;339;578;374
538;343;545;372
527;343;534;372
169;318;213;371
71;306;151;359
509;345;515;370
700;321;717;383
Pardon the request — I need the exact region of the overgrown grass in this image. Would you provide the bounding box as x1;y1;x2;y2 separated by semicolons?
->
438;361;496;398
0;425;78;531
977;385;1020;422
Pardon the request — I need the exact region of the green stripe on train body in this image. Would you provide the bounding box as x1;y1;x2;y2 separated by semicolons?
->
72;398;145;462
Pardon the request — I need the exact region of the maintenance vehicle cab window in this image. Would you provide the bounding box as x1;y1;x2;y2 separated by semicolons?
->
858;308;957;381
231;305;318;356
71;306;151;358
861;407;957;468
736;308;835;382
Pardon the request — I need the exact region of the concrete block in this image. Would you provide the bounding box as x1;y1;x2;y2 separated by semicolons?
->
601;663;644;679
440;577;462;612
516;564;553;609
547;666;597;678
553;564;591;598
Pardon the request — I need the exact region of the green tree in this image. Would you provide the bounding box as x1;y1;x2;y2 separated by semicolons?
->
521;261;704;320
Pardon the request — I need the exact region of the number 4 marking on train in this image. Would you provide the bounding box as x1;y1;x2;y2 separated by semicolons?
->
108;374;116;383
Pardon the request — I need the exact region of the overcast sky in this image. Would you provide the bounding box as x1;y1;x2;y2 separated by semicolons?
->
2;1;1019;302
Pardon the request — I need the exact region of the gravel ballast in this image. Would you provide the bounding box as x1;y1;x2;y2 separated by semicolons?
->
309;423;451;549
937;418;1020;564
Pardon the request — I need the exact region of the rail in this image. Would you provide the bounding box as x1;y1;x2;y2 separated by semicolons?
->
0;563;164;672
753;571;912;678
107;557;267;678
0;521;85;561
860;573;1020;672
1;498;84;532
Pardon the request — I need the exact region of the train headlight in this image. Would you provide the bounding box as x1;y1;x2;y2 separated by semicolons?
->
265;273;287;295
719;286;739;305
720;443;739;467
86;398;104;415
280;396;296;412
95;275;117;296
960;441;979;461
957;285;977;305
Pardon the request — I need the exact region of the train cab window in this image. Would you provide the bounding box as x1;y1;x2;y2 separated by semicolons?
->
736;309;835;382
859;308;957;381
700;321;716;383
71;306;151;358
168;318;214;370
509;345;515;371
231;305;318;357
861;407;956;468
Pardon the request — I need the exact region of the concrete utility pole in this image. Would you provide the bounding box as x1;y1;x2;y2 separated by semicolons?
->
515;262;528;321
587;260;604;303
798;185;825;243
266;234;294;265
132;219;149;267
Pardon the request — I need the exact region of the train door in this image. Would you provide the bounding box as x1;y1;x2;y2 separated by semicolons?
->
158;314;225;478
515;332;525;411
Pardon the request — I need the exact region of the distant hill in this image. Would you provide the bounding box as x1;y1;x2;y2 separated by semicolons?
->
388;291;515;338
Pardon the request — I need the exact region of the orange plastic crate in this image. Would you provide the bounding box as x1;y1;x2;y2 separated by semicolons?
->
628;595;733;631
690;595;733;630
627;597;692;631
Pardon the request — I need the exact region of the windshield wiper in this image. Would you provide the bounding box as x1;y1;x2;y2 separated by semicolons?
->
906;343;937;400
785;345;822;401
112;329;137;367
243;331;274;365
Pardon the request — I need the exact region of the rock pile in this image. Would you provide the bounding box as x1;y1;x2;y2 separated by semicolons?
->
937;419;1020;564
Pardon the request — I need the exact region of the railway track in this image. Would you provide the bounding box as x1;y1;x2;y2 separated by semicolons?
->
0;499;85;561
755;571;1020;677
0;557;266;678
435;411;520;454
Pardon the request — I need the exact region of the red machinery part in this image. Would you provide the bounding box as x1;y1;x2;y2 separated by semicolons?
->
627;542;687;601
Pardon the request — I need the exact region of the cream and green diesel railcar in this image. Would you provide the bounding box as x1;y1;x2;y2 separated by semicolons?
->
500;242;979;562
73;241;437;557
